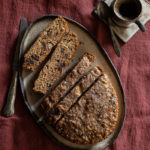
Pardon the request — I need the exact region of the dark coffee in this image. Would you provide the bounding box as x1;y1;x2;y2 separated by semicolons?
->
119;1;141;19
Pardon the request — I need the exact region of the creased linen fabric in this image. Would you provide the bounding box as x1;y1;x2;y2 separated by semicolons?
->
0;0;150;150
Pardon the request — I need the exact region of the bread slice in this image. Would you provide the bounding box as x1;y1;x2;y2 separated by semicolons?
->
41;52;96;114
33;31;79;94
56;74;119;144
46;66;103;124
23;16;68;71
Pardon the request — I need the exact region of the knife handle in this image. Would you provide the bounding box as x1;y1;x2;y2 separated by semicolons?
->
3;71;18;117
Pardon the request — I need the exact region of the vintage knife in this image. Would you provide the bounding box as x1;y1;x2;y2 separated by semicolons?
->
3;18;28;117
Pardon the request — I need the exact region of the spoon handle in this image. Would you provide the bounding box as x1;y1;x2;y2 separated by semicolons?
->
108;19;121;57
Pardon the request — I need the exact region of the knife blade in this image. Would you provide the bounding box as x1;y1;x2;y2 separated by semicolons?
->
3;18;28;117
92;1;121;57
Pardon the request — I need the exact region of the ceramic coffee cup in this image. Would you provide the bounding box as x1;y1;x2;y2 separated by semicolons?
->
112;0;146;32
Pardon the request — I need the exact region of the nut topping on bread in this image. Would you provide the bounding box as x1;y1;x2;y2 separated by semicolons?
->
56;74;119;144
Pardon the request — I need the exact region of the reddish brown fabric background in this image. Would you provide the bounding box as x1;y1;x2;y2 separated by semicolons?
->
0;0;150;150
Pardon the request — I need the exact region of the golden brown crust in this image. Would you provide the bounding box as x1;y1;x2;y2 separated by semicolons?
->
23;16;68;71
40;97;52;114
56;74;119;144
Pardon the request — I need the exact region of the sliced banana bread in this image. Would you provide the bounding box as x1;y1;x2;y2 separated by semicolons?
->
56;74;119;144
23;16;68;71
33;31;79;94
46;66;103;124
41;52;96;114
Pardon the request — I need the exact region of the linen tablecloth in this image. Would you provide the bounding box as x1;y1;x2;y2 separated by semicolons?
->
0;0;150;150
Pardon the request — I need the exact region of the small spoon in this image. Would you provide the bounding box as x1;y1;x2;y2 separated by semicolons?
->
94;1;121;57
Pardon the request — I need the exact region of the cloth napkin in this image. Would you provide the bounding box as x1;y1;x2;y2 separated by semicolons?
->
0;0;150;150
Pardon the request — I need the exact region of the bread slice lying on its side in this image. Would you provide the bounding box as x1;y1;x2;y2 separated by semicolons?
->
41;52;96;115
23;16;68;71
46;66;103;125
33;31;80;94
56;73;119;144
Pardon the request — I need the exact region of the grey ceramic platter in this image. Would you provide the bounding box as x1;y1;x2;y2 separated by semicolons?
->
19;15;125;150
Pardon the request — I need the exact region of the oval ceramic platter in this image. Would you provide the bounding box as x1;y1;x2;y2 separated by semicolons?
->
19;15;125;150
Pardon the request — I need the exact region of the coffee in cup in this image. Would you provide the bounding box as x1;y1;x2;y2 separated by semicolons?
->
112;0;146;32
